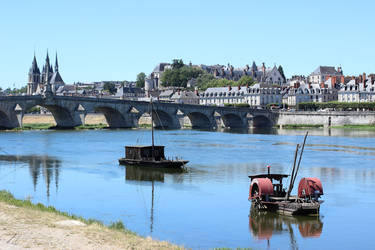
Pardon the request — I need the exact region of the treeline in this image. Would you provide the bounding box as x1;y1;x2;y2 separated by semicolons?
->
160;59;257;90
197;74;256;90
297;102;375;111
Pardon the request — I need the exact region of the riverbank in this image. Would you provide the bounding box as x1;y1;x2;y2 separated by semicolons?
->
0;190;180;249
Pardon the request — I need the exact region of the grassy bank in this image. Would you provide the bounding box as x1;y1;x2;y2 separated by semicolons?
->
74;123;109;130
331;124;375;130
10;123;109;131
279;124;324;129
0;190;180;249
12;123;54;130
0;190;127;233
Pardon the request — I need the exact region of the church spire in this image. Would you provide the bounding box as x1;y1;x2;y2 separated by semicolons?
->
55;52;59;72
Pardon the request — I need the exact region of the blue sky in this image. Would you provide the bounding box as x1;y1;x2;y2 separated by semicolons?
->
1;0;374;88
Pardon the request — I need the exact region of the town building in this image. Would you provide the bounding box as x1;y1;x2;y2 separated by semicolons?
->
308;66;343;85
199;62;285;85
338;74;375;103
286;82;338;107
149;61;286;89
170;90;200;105
27;52;65;95
199;84;282;107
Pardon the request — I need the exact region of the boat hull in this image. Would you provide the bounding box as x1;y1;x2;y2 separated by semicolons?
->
251;199;322;216
119;158;188;168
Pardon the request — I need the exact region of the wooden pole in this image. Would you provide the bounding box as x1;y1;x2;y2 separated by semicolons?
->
286;144;299;201
291;131;309;188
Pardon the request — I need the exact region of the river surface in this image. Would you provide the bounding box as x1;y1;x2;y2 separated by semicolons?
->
0;128;375;249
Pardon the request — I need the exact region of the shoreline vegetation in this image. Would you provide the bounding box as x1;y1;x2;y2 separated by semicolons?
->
0;190;180;249
7;123;375;131
279;124;324;129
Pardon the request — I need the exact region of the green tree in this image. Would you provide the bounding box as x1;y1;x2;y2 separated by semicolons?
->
237;75;256;86
161;66;203;88
103;82;116;94
171;59;184;69
278;65;286;82
136;72;146;88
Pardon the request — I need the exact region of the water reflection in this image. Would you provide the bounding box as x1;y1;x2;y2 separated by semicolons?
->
123;165;185;233
0;154;60;198
249;209;323;248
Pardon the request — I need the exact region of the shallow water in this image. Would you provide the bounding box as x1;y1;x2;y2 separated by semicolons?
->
0;128;374;249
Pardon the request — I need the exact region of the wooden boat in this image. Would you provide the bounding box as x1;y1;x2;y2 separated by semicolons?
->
119;99;188;169
248;132;324;216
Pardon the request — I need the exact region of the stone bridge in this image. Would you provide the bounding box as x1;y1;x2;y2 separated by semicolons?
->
0;95;276;129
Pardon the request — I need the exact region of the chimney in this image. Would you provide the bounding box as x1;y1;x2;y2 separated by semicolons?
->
363;73;366;83
308;83;311;89
262;62;266;74
246;64;250;71
195;89;199;96
228;85;232;91
238;85;241;90
341;76;345;84
332;76;336;88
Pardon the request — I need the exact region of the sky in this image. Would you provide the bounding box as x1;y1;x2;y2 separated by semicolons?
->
0;0;374;89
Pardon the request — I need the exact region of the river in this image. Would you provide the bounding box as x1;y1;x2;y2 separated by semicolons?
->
0;128;374;249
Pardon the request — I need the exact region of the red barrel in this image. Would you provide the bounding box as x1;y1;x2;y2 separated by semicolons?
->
298;177;323;198
249;178;274;199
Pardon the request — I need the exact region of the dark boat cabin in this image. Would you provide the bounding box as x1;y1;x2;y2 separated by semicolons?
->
125;146;165;161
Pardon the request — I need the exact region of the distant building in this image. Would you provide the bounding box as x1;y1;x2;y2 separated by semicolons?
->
199;62;285;85
287;82;338;107
338;73;375;103
171;90;199;104
149;61;286;89
308;66;343;85
27;52;65;95
115;85;145;100
199;84;282;107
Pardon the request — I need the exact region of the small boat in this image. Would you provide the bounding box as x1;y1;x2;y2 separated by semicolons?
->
248;132;324;216
119;99;188;168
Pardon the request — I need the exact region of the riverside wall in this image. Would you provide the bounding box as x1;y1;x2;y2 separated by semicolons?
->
275;111;375;127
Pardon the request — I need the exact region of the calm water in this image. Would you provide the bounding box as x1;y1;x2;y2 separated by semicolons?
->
0;128;375;249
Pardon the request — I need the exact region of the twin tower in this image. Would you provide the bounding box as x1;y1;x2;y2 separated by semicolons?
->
27;52;65;95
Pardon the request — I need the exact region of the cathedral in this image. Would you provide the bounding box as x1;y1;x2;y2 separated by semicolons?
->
27;52;65;95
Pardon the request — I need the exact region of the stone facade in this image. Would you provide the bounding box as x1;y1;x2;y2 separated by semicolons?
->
287;77;338;107
338;75;375;102
308;66;343;85
199;84;282;107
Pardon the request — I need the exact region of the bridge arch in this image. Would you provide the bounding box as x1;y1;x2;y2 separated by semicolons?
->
152;109;177;129
94;106;131;128
252;115;273;128
22;104;79;128
0;109;12;129
185;112;213;129
221;113;245;128
137;109;177;129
